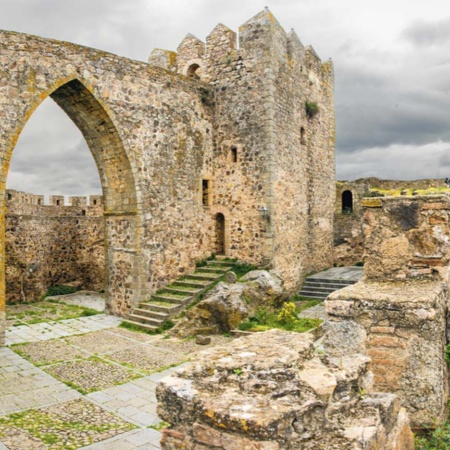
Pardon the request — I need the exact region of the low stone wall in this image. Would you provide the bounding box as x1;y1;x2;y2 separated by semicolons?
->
157;329;413;449
5;190;105;303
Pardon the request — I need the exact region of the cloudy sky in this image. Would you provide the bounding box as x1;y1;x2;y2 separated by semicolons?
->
2;0;450;196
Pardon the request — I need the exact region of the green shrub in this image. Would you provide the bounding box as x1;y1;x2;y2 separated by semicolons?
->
277;302;297;324
45;285;76;297
415;422;450;449
305;101;319;118
238;321;254;331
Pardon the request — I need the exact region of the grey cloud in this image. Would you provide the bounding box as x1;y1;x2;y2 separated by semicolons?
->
402;18;450;47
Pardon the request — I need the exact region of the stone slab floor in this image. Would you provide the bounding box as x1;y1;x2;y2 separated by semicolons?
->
1;295;231;450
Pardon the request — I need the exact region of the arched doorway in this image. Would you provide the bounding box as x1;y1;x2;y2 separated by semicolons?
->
0;78;141;320
342;190;353;213
215;213;225;255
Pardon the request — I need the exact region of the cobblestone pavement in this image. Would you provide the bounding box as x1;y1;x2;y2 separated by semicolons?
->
0;299;232;450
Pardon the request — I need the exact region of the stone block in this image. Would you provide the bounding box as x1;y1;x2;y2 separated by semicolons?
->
157;329;413;449
324;279;448;428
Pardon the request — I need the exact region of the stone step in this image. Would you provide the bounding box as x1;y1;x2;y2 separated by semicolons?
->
122;319;159;332
132;308;169;320
300;286;337;295
307;278;358;285
299;290;333;299
127;314;165;328
139;301;181;314
175;280;213;289
187;273;223;281
127;258;232;333
152;294;193;305
164;286;203;296
207;260;234;266
196;266;232;273
297;293;328;300
302;281;353;290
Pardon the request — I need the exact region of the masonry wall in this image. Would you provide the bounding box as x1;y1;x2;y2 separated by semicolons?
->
334;180;369;266
5;190;105;303
150;10;336;292
0;8;335;337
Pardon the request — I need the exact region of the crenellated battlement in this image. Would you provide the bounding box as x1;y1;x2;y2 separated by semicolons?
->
148;9;332;85
6;190;103;208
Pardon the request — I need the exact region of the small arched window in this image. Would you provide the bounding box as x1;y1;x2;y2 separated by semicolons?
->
300;127;306;145
342;190;353;214
187;64;201;80
231;146;238;163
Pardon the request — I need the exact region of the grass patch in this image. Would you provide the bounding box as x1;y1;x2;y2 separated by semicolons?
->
6;300;100;326
238;305;321;334
150;420;171;431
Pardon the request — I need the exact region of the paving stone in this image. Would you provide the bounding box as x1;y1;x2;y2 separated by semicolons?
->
12;338;90;365
125;429;162;446
66;330;138;354
44;358;141;393
105;344;186;373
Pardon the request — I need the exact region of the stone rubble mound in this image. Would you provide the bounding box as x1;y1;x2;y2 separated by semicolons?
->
157;329;414;449
169;270;285;337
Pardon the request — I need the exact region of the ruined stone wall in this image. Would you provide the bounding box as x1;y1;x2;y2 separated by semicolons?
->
325;195;450;427
5;190;105;303
333;178;450;266
359;177;447;191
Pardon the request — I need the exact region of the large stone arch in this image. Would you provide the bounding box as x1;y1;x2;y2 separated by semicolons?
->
0;75;142;330
0;27;233;345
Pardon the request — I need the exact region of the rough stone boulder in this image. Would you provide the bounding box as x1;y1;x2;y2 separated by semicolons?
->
157;329;414;449
170;270;285;337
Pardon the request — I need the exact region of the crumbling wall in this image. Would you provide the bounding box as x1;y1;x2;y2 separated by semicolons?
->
157;329;414;449
325;195;450;427
5;190;105;303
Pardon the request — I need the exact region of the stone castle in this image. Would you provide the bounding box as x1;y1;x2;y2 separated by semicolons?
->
3;9;450;448
0;9;335;342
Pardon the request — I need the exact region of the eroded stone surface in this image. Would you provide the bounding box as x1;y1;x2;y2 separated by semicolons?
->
324;278;448;427
157;329;414;449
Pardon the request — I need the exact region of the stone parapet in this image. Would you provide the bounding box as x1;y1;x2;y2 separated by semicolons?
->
157;329;413;449
324;279;448;427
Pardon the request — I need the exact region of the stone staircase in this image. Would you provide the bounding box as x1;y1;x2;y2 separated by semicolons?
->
299;276;358;300
123;258;233;332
